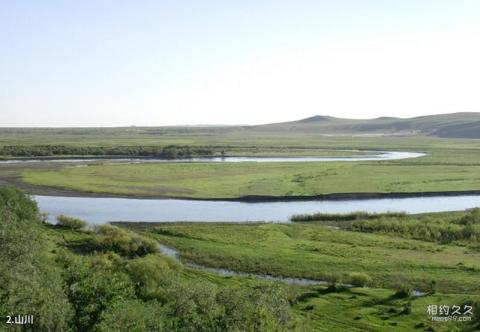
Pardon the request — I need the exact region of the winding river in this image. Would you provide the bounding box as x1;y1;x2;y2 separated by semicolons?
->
17;150;478;223
1;151;424;164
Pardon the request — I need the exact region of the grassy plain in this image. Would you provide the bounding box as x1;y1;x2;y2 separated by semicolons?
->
20;136;480;199
2;125;480;149
21;160;480;199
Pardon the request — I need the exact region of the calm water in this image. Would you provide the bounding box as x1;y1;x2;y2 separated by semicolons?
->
35;194;480;224
1;151;425;164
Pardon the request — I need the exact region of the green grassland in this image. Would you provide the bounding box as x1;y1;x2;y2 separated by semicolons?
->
118;210;480;331
21;146;480;199
294;287;478;332
126;220;480;295
2;120;480;148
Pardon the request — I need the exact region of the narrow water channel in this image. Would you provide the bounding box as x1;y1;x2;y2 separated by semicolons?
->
159;245;327;286
159;245;427;296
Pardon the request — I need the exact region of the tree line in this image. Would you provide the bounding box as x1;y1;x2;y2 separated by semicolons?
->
0;145;215;159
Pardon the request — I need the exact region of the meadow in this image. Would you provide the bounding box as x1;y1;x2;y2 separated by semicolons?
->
118;209;480;331
123;213;480;295
20;159;480;199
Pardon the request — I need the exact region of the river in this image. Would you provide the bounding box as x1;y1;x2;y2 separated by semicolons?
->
35;194;480;224
0;151;425;163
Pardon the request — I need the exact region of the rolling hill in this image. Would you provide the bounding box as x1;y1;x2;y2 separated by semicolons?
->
249;112;480;138
1;113;479;142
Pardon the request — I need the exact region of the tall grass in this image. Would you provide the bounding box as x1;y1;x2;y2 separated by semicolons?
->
348;209;480;245
290;211;406;222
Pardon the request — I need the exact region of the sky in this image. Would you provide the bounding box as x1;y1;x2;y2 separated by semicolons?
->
1;1;480;127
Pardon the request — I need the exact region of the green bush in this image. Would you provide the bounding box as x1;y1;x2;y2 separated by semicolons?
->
159;281;293;332
57;214;87;230
124;255;177;300
216;283;292;332
91;224;158;257
95;300;167;332
348;272;372;287
0;186;73;330
59;253;136;331
458;208;480;225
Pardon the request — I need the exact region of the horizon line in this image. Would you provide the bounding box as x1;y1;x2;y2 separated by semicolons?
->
0;111;478;129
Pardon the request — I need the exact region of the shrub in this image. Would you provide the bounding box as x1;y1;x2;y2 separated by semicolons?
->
91;225;158;257
459;208;480;225
160;281;293;332
95;300;166;332
60;253;135;331
164;280;222;331
57;214;87;230
0;186;73;330
124;255;176;300
348;272;372;287
216;283;292;332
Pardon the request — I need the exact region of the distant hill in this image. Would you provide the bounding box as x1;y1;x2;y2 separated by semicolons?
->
249;112;480;138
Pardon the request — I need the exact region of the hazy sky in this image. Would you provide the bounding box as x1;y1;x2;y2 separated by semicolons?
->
1;1;480;127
